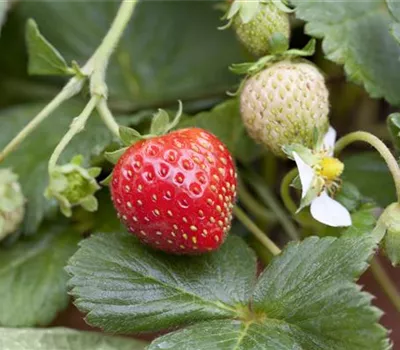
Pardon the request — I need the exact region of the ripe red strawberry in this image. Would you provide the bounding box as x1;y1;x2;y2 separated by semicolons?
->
110;128;237;255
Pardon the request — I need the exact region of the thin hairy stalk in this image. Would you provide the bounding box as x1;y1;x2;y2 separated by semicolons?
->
0;0;139;162
97;100;120;138
243;169;300;241
335;131;400;202
234;206;281;256
238;176;277;226
370;257;400;313
0;78;84;163
48;97;100;171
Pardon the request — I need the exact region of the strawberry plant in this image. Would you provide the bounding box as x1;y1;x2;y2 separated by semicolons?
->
0;0;400;349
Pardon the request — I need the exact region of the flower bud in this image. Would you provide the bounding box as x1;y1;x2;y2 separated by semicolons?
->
240;60;330;157
45;155;101;217
0;169;25;240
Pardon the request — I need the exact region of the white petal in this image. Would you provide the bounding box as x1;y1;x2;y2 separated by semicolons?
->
310;191;352;227
322;127;337;155
293;152;314;198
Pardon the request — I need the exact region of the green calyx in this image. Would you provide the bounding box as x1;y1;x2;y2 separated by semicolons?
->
381;202;400;266
220;0;293;29
0;168;25;240
104;101;183;165
231;38;316;76
45;155;101;217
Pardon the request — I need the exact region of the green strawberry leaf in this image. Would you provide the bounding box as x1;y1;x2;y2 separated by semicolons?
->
67;233;257;333
292;0;400;106
149;231;389;349
0;102;140;234
0;221;79;327
149;319;304;349
343;152;396;207
25;19;73;76
251;232;388;350
16;1;245;110
335;181;363;212
0;327;148;350
179;99;263;163
387;112;400;153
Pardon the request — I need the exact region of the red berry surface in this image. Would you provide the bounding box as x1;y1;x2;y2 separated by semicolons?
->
110;128;237;254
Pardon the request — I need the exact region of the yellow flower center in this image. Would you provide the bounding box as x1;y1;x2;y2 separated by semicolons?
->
318;157;344;181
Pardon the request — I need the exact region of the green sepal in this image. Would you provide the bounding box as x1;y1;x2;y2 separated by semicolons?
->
282;143;316;164
119;126;143;146
298;176;324;211
26;19;73;76
268;32;290;55
226;0;261;24
312;127;320;149
230;39;316;76
291;175;302;190
147;100;183;136
150;109;170;135
71;154;84;166
88;167;102;178
100;172;113;186
104;148;128;165
230;55;275;75
81;195;98;212
164;100;183;132
273;0;295;13
285;38;316;57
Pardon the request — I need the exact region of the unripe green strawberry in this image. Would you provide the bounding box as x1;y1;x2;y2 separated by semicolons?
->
232;2;290;57
240;60;330;157
0;169;25;240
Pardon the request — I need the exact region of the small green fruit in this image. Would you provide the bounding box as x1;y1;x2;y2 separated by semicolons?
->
0;169;25;240
232;2;290;57
240;60;330;157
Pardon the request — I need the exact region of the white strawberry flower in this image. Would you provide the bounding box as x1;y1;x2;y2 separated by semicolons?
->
285;127;352;227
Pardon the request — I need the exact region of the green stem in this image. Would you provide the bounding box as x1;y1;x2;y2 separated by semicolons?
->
96;99;120;137
370;257;400;313
0;0;138;163
0;78;84;163
280;168;323;232
280;168;298;215
262;153;277;187
238;176;277;226
335;131;400;202
90;0;139;97
48;96;99;171
244;170;300;241
233;206;281;256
